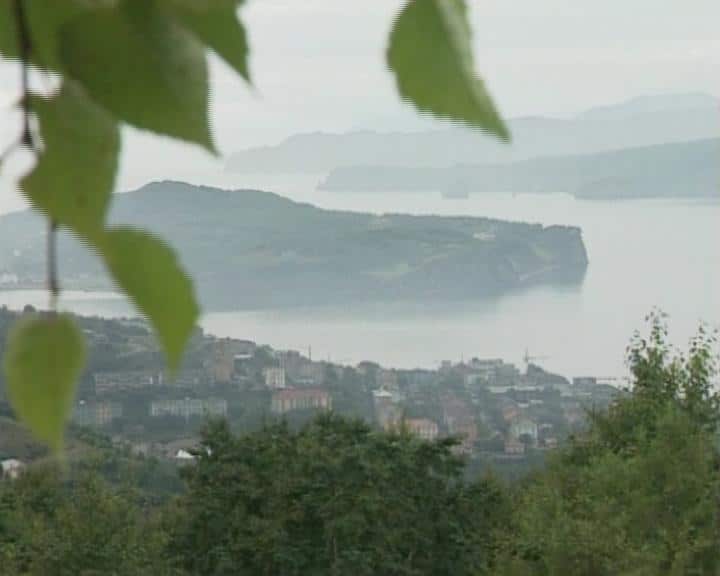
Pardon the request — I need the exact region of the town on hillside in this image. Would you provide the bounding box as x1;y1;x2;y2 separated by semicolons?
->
0;306;619;478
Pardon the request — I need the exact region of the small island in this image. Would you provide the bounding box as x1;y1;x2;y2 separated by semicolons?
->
0;181;588;309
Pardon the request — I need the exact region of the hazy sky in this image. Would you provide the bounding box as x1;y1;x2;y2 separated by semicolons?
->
1;0;719;205
208;0;720;145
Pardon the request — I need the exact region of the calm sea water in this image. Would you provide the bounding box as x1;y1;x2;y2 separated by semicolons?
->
1;173;718;379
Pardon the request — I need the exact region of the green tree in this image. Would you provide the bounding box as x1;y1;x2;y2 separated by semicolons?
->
169;414;510;576
0;465;171;575
500;317;720;575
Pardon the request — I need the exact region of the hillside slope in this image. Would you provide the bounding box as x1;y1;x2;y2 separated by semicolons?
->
0;182;588;309
320;138;720;199
227;93;720;174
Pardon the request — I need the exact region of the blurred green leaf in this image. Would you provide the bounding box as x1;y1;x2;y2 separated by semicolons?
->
163;0;250;81
0;4;17;60
21;81;119;241
0;0;85;71
58;0;214;150
101;227;199;371
387;0;509;140
3;314;85;451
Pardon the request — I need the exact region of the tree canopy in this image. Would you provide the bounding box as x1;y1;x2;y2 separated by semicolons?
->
500;316;720;575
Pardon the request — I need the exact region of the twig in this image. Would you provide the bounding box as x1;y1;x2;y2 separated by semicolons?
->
47;220;59;311
12;0;34;149
12;1;59;309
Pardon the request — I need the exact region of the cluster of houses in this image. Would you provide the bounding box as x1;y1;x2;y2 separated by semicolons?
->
371;357;618;457
261;351;334;413
149;397;228;420
20;325;618;462
67;337;335;429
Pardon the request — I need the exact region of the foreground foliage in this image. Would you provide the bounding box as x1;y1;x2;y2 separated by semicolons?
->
171;416;510;576
1;323;718;575
501;319;720;575
0;467;169;576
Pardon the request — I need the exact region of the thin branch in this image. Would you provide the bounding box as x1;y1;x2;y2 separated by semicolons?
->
12;0;34;149
47;220;59;311
12;1;59;309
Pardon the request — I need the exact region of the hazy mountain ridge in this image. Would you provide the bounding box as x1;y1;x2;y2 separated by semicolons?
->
226;93;720;174
0;181;588;309
319;138;720;199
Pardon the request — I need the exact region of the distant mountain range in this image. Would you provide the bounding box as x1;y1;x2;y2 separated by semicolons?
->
0;182;588;310
319;138;720;199
226;93;720;175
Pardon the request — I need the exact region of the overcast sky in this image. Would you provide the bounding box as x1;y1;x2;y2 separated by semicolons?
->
1;0;719;205
204;0;720;145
